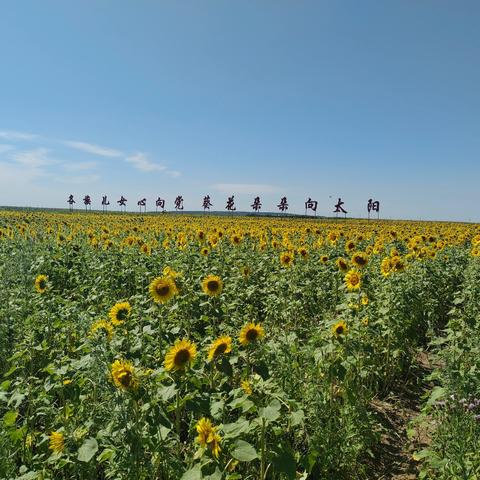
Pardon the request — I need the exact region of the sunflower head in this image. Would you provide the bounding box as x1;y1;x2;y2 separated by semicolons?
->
320;255;329;264
140;243;151;255
351;251;369;268
280;251;294;267
34;274;48;294
344;269;361;291
241;266;251;277
336;257;348;272
201;275;223;297
149;276;178;304
332;320;348;337
196;418;221;458
241;379;253;395
108;302;132;326
345;240;356;252
207;336;232;362
111;359;138;390
49;431;65;453
239;322;265;346
298;247;308;259
90;319;114;340
164;339;197;372
381;257;392;277
200;247;210;256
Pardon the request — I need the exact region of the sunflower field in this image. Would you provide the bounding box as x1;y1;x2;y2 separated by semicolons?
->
0;210;479;479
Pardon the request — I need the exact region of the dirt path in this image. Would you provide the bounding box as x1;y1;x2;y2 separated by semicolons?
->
368;352;437;480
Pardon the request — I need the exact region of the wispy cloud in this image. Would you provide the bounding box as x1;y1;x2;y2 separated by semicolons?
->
0;130;39;141
212;183;282;194
64;141;123;158
2;129;182;177
166;169;181;178
53;173;101;184
62;161;98;172
126;152;167;173
11;148;57;169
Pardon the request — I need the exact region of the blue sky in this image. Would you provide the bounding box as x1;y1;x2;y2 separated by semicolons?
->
0;1;479;220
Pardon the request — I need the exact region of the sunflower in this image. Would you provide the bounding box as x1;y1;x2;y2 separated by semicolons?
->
108;302;132;326
336;257;349;272
149;276;178;304
345;240;356;252
239;322;265;346
201;275;223;297
200;247;210;256
381;257;392;277
344;269;361;291
207;336;232;362
163;266;181;278
90;319;114;340
391;256;406;272
361;295;369;306
241;379;253;395
351;251;369;268
280;251;294;267
111;359;138;390
195;417;221;458
34;274;48;293
241;266;251;277
298;247;308;259
332;320;348;337
231;234;242;245
49;431;65;453
164;339;197;371
320;255;329;264
140;243;151;255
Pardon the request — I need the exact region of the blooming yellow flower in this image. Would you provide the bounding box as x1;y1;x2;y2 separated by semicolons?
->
239;322;265;346
280;251;294;267
207;336;232;362
332;320;348;337
34;274;48;294
111;359;138;390
201;275;223;297
195;417;221;458
241;379;253;395
49;431;64;453
344;269;361;291
149;276;178;304
90;319;114;340
164;339;197;372
108;302;131;326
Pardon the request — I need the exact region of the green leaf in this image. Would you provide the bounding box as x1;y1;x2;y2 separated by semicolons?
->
259;399;281;423
231;440;258;462
290;410;304;426
3;410;18;427
180;464;202;480
97;448;114;463
426;387;445;406
272;445;296;479
77;437;99;463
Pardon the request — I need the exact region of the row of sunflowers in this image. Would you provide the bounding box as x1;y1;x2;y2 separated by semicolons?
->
0;210;479;479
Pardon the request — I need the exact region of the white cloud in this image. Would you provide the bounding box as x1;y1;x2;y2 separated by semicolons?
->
0;130;39;140
11;148;57;169
64;141;123;157
212;183;282;194
166;169;181;178
62;161;98;172
125;152;167;173
53;173;101;184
